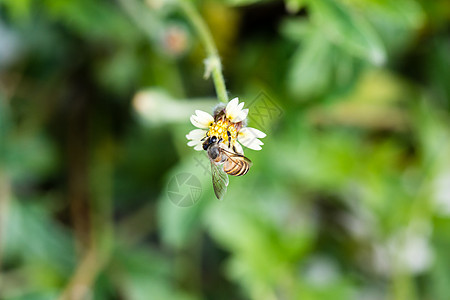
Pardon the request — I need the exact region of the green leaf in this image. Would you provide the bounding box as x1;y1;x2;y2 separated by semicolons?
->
42;0;139;44
157;155;213;249
369;0;425;28
280;18;312;42
285;0;308;13
310;0;386;65
2;200;75;272
0;0;33;19
5;133;58;181
225;0;272;6
113;247;199;300
287;34;334;99
204;183;316;296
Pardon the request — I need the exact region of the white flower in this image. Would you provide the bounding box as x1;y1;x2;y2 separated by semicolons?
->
186;97;266;153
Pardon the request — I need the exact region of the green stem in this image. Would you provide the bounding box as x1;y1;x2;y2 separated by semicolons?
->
179;1;229;104
0;172;11;271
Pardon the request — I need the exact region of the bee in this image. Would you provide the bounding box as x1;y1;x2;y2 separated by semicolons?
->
202;135;252;200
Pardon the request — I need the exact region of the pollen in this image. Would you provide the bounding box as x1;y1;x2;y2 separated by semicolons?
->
207;117;238;148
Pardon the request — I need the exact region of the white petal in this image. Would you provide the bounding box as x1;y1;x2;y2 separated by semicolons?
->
226;109;238;121
239;127;266;139
226;98;239;113
190;115;206;128
238;134;264;151
234;142;244;155
186;129;207;140
239;136;263;147
195;110;214;123
233;108;249;123
187;140;200;147
226;98;241;121
237;101;245;111
190;110;213;129
187;139;204;151
243;141;263;150
190;116;210;129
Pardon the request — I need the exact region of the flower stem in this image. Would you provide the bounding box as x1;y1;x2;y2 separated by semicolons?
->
178;1;229;104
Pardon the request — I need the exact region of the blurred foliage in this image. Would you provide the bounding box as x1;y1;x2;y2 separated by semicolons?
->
0;0;449;299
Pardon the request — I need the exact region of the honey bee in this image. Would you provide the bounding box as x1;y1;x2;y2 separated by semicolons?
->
202;135;252;200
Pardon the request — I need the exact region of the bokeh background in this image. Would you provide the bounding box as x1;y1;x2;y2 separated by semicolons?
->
1;0;450;299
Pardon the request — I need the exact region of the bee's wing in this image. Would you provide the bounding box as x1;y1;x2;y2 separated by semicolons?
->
221;148;253;167
210;161;229;200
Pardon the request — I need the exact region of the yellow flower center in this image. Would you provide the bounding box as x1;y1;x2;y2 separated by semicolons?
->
207;118;238;148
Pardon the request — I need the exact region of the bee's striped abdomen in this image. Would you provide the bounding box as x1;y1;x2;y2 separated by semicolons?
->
224;158;250;176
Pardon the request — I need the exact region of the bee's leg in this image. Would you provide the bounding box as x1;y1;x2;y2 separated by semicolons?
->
201;132;209;141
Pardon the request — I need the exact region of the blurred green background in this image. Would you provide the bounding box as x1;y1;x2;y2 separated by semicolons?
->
0;0;450;299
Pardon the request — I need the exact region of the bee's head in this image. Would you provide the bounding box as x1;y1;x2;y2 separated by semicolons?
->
202;135;218;150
